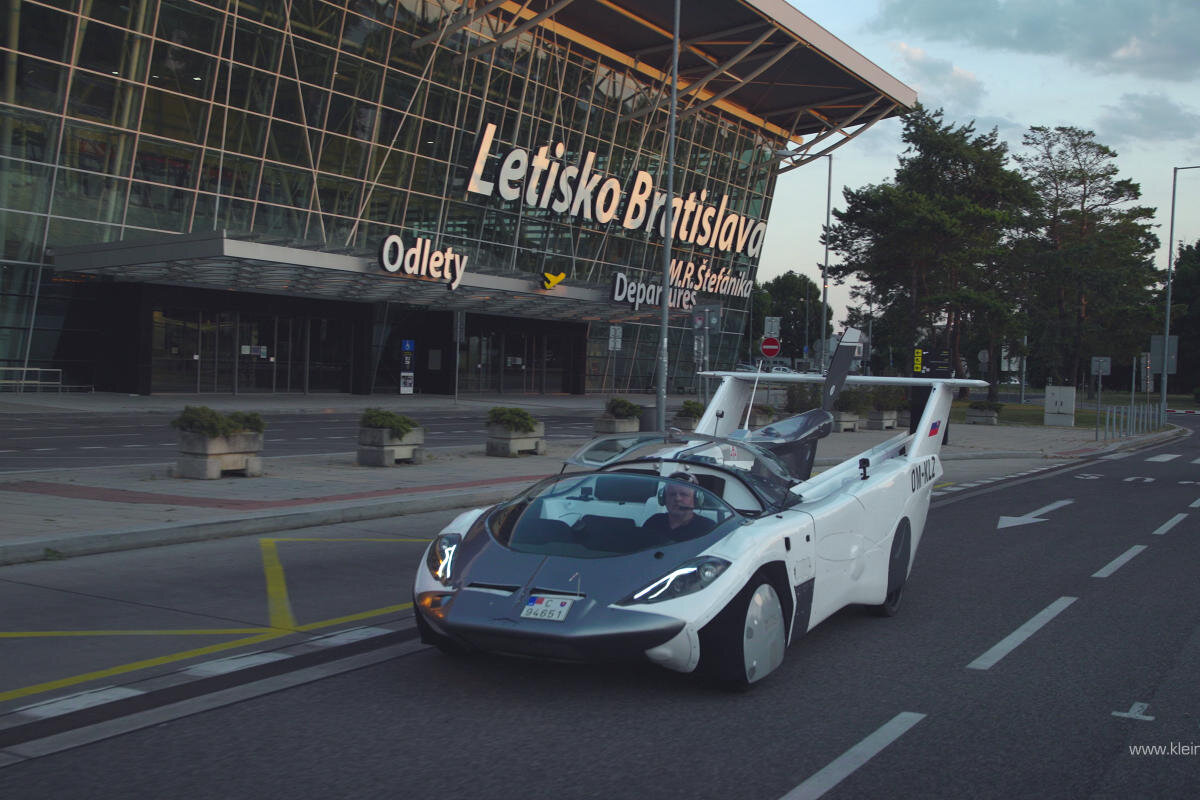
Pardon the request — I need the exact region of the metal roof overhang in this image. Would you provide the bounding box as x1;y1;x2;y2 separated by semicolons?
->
47;231;665;324
468;0;916;163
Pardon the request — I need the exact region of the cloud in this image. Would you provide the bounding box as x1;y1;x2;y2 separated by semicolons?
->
1096;93;1200;146
892;42;986;111
873;0;1200;81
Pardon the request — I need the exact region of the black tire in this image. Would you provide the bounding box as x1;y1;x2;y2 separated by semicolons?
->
874;519;911;617
699;571;787;687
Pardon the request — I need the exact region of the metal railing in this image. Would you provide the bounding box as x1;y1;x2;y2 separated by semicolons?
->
1098;403;1165;440
0;367;64;393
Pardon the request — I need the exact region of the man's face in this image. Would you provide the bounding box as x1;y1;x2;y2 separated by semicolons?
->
664;484;696;514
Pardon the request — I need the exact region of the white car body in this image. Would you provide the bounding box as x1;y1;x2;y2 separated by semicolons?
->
414;330;986;684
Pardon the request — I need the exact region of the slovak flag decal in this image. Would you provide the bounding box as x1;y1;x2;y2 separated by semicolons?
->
928;420;941;437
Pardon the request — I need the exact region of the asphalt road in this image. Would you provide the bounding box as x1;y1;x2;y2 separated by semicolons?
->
1;419;1198;798
0;412;597;472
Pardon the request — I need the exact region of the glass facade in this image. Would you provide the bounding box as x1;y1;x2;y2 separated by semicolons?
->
0;0;784;393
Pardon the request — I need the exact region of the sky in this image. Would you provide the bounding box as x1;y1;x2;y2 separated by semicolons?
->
757;0;1200;329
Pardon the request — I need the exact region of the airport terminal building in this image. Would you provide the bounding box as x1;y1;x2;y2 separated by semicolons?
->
0;0;913;395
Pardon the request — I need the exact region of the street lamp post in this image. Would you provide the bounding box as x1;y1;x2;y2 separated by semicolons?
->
820;154;832;372
1161;164;1200;420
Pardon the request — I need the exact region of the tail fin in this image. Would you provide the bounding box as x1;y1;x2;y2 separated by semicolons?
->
821;328;861;412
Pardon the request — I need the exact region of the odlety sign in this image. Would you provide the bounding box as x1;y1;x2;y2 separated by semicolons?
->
378;233;467;291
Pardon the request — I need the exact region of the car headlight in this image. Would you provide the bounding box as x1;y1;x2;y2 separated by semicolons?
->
619;556;730;605
425;533;462;585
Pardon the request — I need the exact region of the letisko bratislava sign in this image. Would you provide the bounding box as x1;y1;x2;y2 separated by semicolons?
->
379;122;765;305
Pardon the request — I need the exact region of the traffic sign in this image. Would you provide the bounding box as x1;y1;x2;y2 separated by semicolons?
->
760;337;781;357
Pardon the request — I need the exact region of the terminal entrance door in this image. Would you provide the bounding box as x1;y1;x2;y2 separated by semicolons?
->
151;308;350;393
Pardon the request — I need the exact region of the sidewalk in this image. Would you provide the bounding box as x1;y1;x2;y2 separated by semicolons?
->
0;391;1186;565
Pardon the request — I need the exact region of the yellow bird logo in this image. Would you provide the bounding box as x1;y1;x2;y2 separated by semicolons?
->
541;271;566;290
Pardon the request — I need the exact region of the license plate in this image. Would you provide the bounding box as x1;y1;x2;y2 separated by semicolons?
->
520;595;574;622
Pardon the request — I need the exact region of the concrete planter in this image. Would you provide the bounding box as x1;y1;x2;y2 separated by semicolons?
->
866;409;898;430
357;426;426;466
594;416;640;434
966;409;999;425
897;410;911;429
831;411;859;432
671;416;698;432
175;431;263;479
486;421;546;457
748;411;774;428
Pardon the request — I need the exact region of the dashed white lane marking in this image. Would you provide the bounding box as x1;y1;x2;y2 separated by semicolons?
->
121;444;146;448
1092;545;1148;578
296;437;316;440
1192;457;1200;465
267;438;286;442
79;446;106;449
1153;514;1187;535
1102;452;1133;460
324;436;347;439
1190;497;1200;509
1146;453;1180;462
183;651;290;677
18;687;144;719
32;448;57;451
306;627;392;647
967;597;1077;670
781;712;927;800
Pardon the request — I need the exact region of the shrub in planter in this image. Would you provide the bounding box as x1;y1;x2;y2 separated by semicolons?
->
785;383;820;413
358;408;425;466
871;386;907;411
966;400;1003;425
171;406;265;479
833;389;870;415
596;397;643;433
360;407;417;439
679;400;706;419
603;397;643;419
171;405;265;438
748;403;776;426
487;406;538;432
486;407;545;456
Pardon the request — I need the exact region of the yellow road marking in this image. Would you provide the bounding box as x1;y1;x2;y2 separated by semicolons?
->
0;629;272;638
260;538;297;630
0;602;415;704
294;602;412;632
0;632;286;703
271;537;432;543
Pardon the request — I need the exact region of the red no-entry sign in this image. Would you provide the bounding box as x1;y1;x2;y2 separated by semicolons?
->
760;336;781;357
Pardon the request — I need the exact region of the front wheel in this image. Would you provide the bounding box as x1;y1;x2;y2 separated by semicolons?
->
700;573;787;687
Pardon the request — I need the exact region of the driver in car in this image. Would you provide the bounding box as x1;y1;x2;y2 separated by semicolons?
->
645;472;712;540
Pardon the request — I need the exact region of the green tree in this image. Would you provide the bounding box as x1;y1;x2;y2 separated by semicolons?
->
758;271;829;362
1168;241;1200;393
1014;126;1159;389
826;106;1036;395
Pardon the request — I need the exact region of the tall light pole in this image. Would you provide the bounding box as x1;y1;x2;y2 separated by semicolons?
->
820;153;832;372
1161;164;1200;417
656;0;680;430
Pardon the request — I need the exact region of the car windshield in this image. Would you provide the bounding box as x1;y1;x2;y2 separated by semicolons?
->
488;472;736;558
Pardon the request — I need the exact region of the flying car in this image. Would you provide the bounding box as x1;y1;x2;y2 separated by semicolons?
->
413;330;986;685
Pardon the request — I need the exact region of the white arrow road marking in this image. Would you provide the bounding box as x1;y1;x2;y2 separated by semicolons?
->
1112;702;1155;721
997;499;1074;529
1124;476;1155;483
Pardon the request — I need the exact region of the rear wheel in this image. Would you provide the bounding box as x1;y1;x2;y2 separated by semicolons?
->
873;519;911;617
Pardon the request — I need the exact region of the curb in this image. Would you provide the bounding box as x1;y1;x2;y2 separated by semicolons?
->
0;428;1186;567
0;484;526;567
